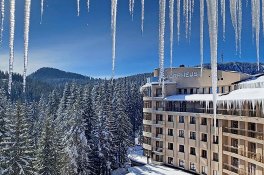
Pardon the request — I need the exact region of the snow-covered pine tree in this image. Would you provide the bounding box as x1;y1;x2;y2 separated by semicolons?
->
0;88;10;174
112;81;133;167
1;102;35;175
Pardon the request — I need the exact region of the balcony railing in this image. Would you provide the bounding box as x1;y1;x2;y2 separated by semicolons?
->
165;107;264;118
223;127;264;140
223;163;247;175
223;145;238;154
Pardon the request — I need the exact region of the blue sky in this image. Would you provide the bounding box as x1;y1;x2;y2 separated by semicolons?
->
0;0;263;77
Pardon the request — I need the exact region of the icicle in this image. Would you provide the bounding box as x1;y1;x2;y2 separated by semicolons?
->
169;0;174;73
111;0;118;78
200;0;204;76
0;0;4;45
8;0;15;94
221;0;225;41
129;0;135;19
252;0;261;71
23;0;31;93
87;0;90;12
141;0;144;34
159;0;166;97
230;0;239;53
40;0;44;24
262;0;264;35
183;0;189;39
77;0;80;16
206;0;218;137
177;0;181;43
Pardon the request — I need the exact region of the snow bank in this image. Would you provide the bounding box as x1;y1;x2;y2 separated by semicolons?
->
128;146;148;165
127;164;192;175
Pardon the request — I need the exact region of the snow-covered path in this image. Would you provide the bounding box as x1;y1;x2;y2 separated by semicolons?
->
127;164;192;175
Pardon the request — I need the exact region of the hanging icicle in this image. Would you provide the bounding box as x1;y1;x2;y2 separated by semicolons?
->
0;0;4;45
141;0;144;34
177;0;181;43
111;0;118;78
129;0;135;19
77;0;80;16
8;0;15;94
221;0;226;41
87;0;90;12
252;0;261;71
159;0;166;97
169;0;174;73
23;0;31;93
183;0;189;39
206;0;218;135
40;0;44;24
200;0;204;76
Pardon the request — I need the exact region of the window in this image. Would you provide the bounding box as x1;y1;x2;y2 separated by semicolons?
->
221;86;225;93
209;87;212;94
168;129;173;136
179;116;184;123
213;170;218;175
156;114;163;122
213;136;219;144
190;131;196;140
190;147;196;155
156;88;162;97
201;118;207;125
201;150;207;159
190;116;196;124
179;89;182;94
228;86;231;92
179;130;184;138
168;157;173;165
213;153;219;162
201;133;207;142
190;89;193;94
179;145;184;153
196;88;199;94
231;157;239;167
202;88;205;94
156;127;163;135
190;162;196;171
202;166;208;175
213;119;219;127
179;159;184;168
184;89;187;94
168;143;173;150
168;115;173;122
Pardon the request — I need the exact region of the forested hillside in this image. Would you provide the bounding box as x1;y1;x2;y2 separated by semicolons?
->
0;68;151;174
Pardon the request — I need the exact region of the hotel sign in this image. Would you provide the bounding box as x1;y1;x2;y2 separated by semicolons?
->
168;71;200;79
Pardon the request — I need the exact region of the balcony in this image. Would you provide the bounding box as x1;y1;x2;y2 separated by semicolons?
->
143;131;152;138
165;107;264;118
153;134;164;140
223;127;264;140
153;120;165;126
143;143;152;150
223;145;238;154
223;163;247;175
153;147;164;155
143;119;152;125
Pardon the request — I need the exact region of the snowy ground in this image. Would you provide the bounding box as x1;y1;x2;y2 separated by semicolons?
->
127;164;192;175
112;145;192;175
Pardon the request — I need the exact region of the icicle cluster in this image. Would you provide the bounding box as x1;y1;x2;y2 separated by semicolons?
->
111;0;118;78
159;0;166;97
169;0;174;72
183;0;194;40
206;0;218;135
8;0;15;94
252;0;261;71
40;0;44;24
23;0;31;93
0;0;4;45
141;0;144;34
129;0;135;19
230;0;242;55
200;0;204;76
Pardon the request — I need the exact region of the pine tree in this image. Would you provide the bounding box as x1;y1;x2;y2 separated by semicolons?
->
1;102;35;175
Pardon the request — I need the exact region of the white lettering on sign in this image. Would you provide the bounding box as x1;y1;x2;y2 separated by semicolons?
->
168;72;199;79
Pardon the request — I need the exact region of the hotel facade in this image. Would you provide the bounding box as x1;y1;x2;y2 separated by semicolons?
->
141;67;264;175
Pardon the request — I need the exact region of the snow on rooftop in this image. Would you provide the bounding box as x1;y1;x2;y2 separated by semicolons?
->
127;165;192;175
238;75;264;89
164;88;264;102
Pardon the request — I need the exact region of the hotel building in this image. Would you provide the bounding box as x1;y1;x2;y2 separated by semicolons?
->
141;67;264;175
